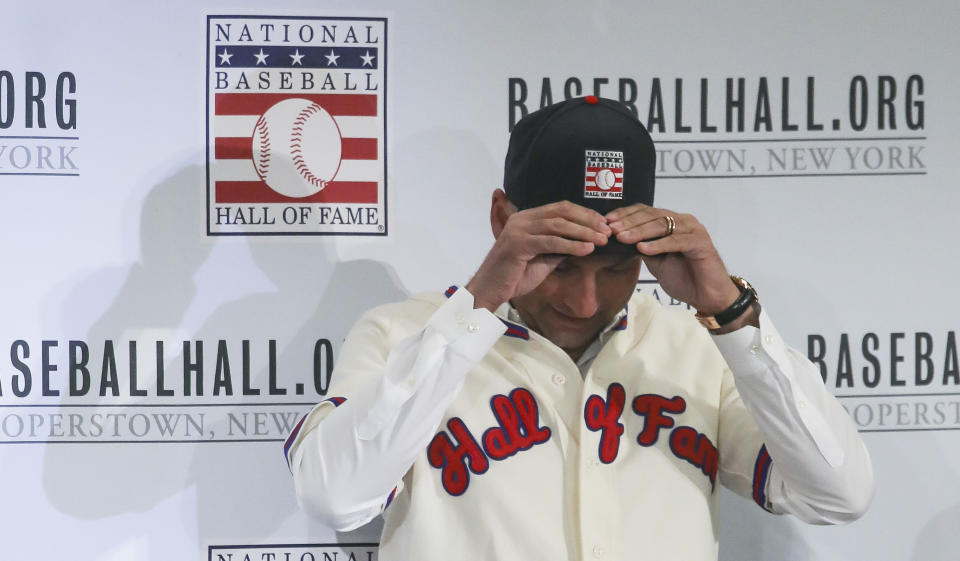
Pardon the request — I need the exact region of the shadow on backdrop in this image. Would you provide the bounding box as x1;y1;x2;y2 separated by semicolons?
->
43;123;510;554
42;163;407;556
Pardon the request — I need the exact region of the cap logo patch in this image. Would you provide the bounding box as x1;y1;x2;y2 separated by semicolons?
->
584;150;624;199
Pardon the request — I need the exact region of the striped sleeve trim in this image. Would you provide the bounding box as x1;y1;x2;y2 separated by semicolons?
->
283;397;347;469
443;285;528;340
384;486;398;510
752;445;773;510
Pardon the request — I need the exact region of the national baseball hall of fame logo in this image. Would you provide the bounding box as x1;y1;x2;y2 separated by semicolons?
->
584;150;623;200
206;16;387;235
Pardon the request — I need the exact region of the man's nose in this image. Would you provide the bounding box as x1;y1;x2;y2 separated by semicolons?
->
561;275;599;318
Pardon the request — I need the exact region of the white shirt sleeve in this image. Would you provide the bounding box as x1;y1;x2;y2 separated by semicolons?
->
287;288;504;531
712;308;875;524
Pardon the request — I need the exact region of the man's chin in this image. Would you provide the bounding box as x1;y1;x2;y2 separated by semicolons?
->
516;308;605;356
540;323;599;356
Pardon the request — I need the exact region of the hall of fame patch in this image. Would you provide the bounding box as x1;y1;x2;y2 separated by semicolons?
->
584;149;623;199
206;15;387;235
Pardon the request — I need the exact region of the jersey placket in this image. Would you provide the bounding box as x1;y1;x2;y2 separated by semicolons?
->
500;301;629;560
578;360;620;561
515;333;597;559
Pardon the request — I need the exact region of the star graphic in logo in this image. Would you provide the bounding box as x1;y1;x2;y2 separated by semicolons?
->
290;49;305;66
218;49;233;65
324;50;340;66
254;48;270;66
360;51;376;67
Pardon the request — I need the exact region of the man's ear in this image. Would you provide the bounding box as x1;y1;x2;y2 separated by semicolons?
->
490;189;517;238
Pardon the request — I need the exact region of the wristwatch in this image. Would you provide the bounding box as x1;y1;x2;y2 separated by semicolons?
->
695;275;758;330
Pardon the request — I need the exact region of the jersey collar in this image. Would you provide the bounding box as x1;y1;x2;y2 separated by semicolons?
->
443;285;628;342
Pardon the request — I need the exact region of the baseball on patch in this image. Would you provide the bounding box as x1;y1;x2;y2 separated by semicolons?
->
252;98;342;198
595;168;617;190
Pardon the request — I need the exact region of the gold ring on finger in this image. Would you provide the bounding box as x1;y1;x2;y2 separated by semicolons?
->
665;215;676;236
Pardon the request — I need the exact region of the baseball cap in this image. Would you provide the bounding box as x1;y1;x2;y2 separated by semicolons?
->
503;96;656;253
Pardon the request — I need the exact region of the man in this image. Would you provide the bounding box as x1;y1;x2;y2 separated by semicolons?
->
285;96;874;560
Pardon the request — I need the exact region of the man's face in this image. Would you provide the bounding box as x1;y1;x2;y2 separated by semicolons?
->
511;253;642;360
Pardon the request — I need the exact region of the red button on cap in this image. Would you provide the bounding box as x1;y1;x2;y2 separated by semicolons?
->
585;95;598;104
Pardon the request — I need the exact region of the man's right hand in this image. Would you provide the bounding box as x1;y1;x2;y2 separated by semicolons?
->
465;196;611;312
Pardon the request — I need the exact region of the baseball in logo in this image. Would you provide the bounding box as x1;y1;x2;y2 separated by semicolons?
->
253;99;343;198
206;16;387;235
584;149;624;199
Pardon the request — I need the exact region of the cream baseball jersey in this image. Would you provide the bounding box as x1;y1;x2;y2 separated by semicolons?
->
286;287;873;561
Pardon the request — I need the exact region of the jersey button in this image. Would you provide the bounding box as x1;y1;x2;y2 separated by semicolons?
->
552;373;565;385
592;544;605;558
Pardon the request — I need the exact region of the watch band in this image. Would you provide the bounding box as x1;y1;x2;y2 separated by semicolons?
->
695;276;758;330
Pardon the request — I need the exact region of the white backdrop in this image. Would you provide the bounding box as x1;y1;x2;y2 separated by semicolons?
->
1;1;957;559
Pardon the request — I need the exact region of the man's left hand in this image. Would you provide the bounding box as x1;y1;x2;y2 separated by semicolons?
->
606;204;740;316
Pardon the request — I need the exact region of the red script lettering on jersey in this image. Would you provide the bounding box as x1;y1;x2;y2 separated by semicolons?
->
427;418;489;496
482;388;552;460
670;425;719;487
633;394;686;446
428;387;551;497
630;392;719;487
584;382;626;463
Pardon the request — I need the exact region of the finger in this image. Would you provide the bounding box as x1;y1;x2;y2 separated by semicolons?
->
530;200;611;235
535;254;565;267
528;234;595;257
527;253;565;273
615;214;685;244
634;231;692;256
607;205;675;235
529;216;609;245
606;202;666;225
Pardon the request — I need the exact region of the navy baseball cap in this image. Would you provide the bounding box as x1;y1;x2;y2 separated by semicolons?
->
504;96;656;253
